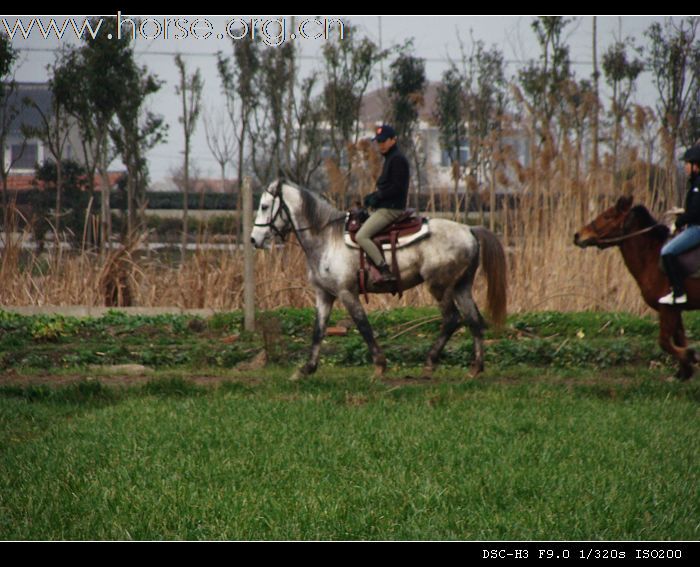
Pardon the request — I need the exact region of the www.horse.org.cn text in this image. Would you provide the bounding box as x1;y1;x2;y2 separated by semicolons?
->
1;14;347;47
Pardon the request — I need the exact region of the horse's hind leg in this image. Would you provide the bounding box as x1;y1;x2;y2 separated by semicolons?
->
453;283;487;377
338;290;387;378
423;288;462;379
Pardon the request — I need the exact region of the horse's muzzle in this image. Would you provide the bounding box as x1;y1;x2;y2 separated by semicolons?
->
573;233;591;248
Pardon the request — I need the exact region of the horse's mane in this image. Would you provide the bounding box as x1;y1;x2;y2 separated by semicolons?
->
287;181;345;237
628;205;670;241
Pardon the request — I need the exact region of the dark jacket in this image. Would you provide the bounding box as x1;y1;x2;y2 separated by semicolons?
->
368;144;409;210
676;172;700;228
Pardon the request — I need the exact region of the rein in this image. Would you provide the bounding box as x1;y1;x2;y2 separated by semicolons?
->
595;223;662;245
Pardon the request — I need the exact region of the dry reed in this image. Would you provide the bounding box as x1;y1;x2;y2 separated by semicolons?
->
0;111;680;317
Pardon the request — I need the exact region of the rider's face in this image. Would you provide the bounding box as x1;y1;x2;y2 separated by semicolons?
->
377;137;397;154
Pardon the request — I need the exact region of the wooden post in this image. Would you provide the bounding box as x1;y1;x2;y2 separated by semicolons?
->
242;176;255;332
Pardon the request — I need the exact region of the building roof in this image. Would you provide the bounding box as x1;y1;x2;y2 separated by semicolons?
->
360;82;441;126
5;171;125;192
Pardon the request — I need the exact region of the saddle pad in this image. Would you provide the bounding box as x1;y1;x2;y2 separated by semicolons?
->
344;219;431;250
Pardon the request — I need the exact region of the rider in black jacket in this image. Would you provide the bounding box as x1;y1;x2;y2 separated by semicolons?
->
659;144;700;305
371;137;410;209
357;124;410;282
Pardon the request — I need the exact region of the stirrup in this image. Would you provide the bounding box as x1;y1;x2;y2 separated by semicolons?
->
659;291;687;305
378;263;397;283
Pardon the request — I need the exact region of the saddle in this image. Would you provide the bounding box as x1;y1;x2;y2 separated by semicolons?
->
345;207;428;303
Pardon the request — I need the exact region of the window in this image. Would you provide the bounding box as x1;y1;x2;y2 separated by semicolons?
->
11;143;38;170
440;143;469;167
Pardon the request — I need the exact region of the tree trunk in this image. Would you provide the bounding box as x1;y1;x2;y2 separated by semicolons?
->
181;139;190;262
55;158;63;253
591;16;600;169
100;168;111;253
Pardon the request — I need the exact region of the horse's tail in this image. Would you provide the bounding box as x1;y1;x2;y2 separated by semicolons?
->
471;226;508;329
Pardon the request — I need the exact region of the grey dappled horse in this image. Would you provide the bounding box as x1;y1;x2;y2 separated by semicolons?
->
250;179;507;380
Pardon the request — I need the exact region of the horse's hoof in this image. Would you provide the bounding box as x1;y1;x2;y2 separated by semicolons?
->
373;365;386;379
469;365;484;379
290;368;306;381
674;371;693;382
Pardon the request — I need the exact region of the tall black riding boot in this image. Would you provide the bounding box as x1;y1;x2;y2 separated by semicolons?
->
662;254;686;298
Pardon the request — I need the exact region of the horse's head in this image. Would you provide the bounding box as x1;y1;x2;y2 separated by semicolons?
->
574;195;634;249
250;179;293;248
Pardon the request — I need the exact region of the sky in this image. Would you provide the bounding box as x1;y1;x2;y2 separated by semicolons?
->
4;15;668;184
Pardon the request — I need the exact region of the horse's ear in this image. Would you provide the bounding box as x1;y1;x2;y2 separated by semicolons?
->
616;195;633;213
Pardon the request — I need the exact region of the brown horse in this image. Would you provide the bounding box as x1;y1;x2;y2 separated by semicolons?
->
574;195;699;380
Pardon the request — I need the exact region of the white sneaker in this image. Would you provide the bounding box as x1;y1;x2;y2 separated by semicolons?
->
659;291;688;305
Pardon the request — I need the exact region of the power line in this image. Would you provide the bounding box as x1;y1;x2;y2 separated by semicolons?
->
14;45;603;67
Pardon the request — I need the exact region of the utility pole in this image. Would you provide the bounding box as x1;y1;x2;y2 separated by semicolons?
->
243;176;255;332
378;16;385;91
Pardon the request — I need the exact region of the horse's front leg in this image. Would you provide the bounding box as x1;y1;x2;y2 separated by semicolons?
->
658;308;695;381
338;290;386;378
291;289;335;381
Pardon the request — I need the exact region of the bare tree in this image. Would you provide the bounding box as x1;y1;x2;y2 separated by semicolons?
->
23;60;73;246
591;16;601;169
175;54;203;260
0;33;23;233
217;35;260;240
646;16;700;199
434;65;467;217
388;41;427;202
602;38;644;176
322;25;388;194
203;106;236;202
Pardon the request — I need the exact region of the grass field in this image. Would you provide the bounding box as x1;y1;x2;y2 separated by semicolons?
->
1;309;699;541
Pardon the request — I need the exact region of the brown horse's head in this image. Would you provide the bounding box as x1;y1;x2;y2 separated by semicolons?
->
574;195;634;249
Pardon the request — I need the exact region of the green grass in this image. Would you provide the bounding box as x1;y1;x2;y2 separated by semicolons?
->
0;308;691;373
2;309;700;540
1;369;699;541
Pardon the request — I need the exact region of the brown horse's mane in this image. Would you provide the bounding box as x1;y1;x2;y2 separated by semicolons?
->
628;205;670;242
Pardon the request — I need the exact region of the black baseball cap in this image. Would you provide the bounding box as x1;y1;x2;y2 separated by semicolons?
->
682;145;700;164
373;124;397;142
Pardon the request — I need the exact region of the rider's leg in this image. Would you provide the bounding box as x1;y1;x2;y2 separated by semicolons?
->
659;225;700;303
355;208;404;278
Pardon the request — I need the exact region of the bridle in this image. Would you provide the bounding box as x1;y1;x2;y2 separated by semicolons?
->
253;179;346;248
253;180;294;242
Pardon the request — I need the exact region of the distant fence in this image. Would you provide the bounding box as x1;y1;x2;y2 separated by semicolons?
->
5;189;517;213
